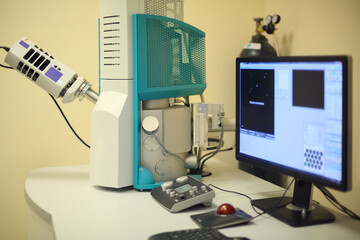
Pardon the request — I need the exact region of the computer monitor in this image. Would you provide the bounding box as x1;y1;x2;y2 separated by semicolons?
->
235;56;352;227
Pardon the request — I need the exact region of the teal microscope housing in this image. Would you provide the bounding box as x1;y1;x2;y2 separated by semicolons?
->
133;14;206;189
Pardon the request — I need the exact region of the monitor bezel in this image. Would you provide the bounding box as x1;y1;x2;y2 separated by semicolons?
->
235;56;352;192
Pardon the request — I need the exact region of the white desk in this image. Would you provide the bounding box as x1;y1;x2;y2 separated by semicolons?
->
25;160;360;240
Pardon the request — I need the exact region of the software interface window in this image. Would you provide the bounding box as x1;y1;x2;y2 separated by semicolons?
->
239;61;343;183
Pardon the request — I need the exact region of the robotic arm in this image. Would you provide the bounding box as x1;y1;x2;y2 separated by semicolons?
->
4;37;98;103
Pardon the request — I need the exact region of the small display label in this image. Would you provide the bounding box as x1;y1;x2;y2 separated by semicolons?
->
19;40;29;49
45;67;63;82
174;184;193;194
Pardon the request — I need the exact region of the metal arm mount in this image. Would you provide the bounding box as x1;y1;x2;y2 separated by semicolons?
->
74;79;99;104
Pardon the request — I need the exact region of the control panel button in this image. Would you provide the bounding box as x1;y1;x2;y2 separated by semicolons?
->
170;191;176;198
161;181;173;191
192;186;198;192
176;176;188;183
201;185;207;191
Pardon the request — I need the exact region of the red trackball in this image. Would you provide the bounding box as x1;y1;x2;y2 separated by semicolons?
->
217;203;236;215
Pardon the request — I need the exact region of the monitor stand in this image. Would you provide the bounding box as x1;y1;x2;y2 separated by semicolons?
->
251;179;335;227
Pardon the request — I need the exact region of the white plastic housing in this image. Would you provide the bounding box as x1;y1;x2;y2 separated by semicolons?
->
90;80;133;188
5;37;78;99
90;0;142;188
192;103;209;148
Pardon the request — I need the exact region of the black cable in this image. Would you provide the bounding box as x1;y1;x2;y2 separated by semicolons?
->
316;185;360;221
49;94;90;149
208;183;260;214
205;139;224;151
0;64;13;69
0;46;13;69
199;118;225;174
0;46;10;52
256;178;295;217
199;144;233;160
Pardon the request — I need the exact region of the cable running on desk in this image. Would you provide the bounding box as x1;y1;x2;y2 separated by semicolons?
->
209;178;295;218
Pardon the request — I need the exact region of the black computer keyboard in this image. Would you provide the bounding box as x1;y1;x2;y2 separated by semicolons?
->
148;228;249;240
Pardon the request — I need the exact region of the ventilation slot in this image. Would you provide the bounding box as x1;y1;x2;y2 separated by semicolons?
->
23;47;51;72
102;15;121;66
34;56;45;67
29;52;40;64
144;0;184;21
16;61;39;82
39;59;50;71
23;49;35;60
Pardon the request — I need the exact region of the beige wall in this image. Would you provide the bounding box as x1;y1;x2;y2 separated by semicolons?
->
0;1;99;239
0;0;359;239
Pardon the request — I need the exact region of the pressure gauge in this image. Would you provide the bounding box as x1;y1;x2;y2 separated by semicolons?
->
265;15;272;24
272;14;281;24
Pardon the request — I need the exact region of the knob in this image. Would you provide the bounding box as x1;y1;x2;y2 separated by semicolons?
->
176;176;188;183
142;116;159;135
161;181;173;191
170;191;176;198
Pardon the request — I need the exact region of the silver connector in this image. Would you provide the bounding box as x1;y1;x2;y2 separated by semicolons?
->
84;87;99;103
76;80;99;104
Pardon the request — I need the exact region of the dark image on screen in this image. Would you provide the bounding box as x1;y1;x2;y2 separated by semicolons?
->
240;69;274;136
292;70;324;109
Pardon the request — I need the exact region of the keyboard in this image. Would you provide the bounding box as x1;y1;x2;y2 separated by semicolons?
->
148;228;249;240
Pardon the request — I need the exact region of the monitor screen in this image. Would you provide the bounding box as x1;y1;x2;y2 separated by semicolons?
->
235;56;352;226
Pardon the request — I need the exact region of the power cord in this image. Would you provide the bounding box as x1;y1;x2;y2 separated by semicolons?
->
0;46;10;52
199;117;225;174
0;63;12;69
316;185;360;221
0;46;13;69
49;94;90;148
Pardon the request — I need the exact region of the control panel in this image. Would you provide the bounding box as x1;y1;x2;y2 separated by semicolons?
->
151;176;215;213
